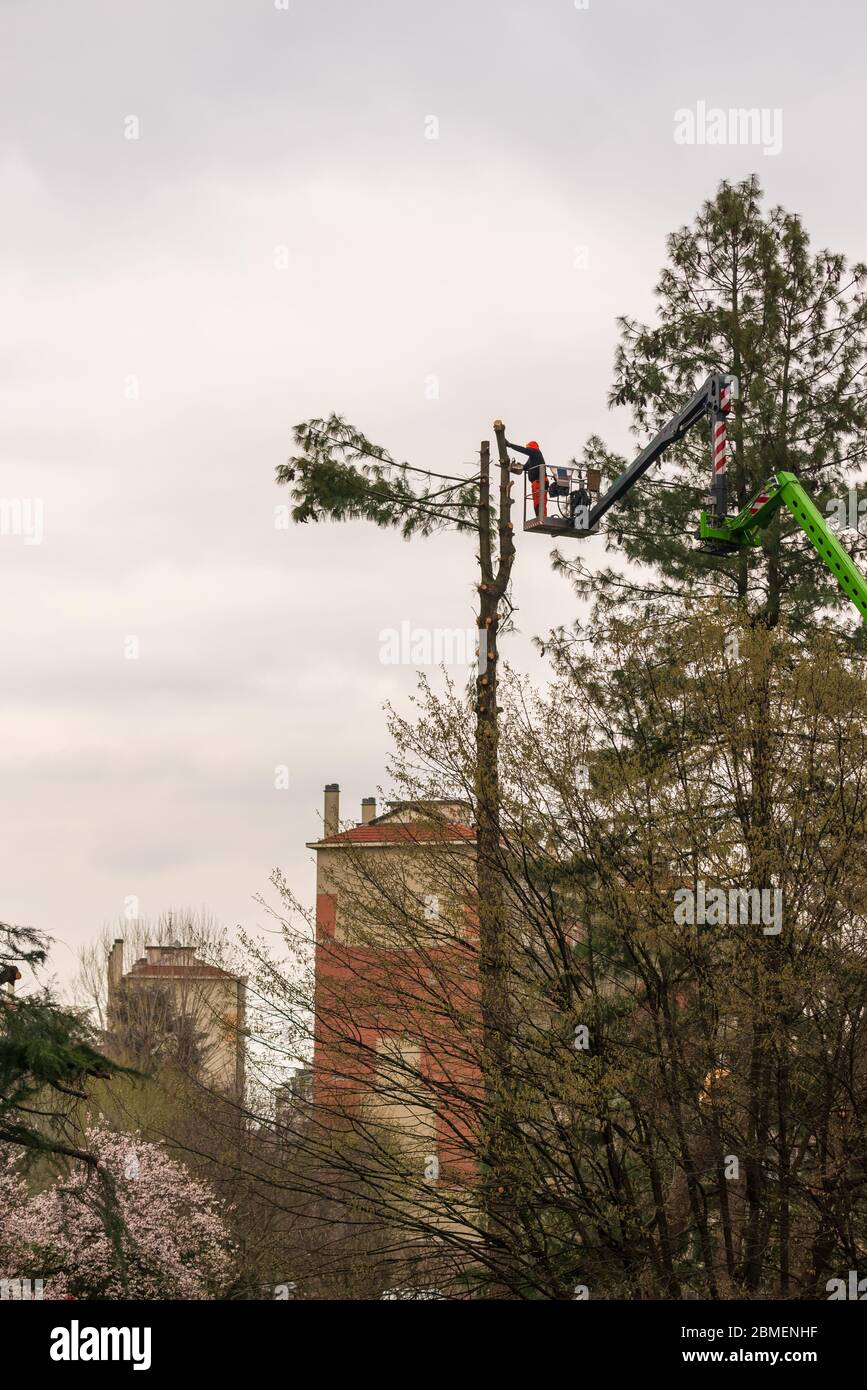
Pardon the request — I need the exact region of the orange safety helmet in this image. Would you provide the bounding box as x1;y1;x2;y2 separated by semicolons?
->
525;440;540;450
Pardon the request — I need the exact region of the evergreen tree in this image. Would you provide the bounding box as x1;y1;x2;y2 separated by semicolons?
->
567;176;867;636
1;919;126;1167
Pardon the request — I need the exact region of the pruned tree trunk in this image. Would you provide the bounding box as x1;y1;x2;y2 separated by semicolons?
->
476;432;517;1286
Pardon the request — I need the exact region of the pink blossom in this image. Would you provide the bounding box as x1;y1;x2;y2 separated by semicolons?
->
0;1124;234;1299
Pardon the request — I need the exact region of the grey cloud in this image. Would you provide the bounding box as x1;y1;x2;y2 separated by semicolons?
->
2;0;864;982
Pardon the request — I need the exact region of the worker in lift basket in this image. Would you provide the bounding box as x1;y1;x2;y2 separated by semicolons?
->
506;438;547;516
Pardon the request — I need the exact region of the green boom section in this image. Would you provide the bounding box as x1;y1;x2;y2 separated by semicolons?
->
776;472;867;623
698;470;867;624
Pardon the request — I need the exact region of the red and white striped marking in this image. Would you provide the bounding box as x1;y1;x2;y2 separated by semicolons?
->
713;418;727;475
749;492;770;515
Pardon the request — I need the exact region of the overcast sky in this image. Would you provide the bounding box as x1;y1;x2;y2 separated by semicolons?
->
2;0;865;987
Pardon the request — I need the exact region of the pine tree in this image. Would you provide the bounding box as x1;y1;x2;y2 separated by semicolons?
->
1;919;126;1166
567;176;867;635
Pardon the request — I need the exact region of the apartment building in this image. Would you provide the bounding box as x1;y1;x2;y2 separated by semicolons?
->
308;782;479;1179
106;939;246;1099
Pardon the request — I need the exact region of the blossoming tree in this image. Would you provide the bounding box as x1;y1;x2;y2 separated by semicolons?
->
0;1124;234;1299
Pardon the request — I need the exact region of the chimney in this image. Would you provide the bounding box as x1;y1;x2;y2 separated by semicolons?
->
361;796;376;824
148;944;196;967
106;939;124;1029
108;939;124;993
323;783;340;837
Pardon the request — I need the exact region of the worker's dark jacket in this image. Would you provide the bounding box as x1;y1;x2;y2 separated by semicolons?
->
505;440;546;483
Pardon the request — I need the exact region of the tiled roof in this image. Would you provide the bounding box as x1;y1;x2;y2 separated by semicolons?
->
312;824;475;847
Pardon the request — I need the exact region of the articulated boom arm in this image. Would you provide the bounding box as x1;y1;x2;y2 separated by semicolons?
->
699;472;867;623
517;367;867;624
588;373;734;530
